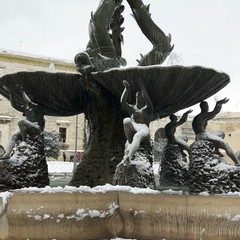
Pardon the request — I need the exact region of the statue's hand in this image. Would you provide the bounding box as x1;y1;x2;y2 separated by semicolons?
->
217;97;229;105
186;109;193;114
123;80;130;89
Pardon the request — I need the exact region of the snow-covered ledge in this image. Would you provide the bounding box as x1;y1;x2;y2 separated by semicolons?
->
1;186;240;240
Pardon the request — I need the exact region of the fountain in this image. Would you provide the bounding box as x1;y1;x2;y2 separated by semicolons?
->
0;0;229;188
0;0;239;239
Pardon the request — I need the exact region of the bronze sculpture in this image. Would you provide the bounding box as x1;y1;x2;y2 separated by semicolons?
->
121;80;153;163
192;98;240;165
164;110;192;154
2;86;45;159
188;99;240;194
158;110;192;187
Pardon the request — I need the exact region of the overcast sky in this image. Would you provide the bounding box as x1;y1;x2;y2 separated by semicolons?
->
0;0;239;112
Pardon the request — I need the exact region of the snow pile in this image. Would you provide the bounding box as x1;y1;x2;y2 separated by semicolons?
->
24;202;119;222
0;191;13;214
14;184;159;194
162;189;183;195
74;202;118;220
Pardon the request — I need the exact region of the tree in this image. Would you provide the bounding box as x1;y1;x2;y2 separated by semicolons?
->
43;131;63;159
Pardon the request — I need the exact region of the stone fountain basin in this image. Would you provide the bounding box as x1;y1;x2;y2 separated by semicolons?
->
0;65;229;119
1;187;240;240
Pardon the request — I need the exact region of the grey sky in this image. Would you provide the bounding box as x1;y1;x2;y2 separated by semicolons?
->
0;0;239;112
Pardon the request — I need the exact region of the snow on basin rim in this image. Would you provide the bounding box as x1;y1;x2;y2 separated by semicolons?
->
13;184;162;194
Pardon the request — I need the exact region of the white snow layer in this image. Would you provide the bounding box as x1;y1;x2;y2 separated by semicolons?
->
0;191;13;214
14;184;159;194
47;161;160;175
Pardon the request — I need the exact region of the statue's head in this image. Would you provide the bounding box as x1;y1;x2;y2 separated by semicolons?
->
74;51;93;74
200;101;209;112
74;52;91;66
170;114;177;122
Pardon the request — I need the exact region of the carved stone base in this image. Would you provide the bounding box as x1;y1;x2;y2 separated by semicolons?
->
159;144;189;187
113;139;155;189
0;134;49;190
153;139;168;163
189;140;240;194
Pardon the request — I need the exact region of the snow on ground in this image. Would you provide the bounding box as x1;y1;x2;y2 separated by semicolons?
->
47;161;75;173
47;161;160;175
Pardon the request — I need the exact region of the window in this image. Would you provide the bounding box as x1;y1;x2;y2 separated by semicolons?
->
59;127;67;143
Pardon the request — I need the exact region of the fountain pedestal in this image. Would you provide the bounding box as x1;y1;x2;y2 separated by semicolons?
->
159;144;189;187
113;139;155;188
0;134;49;190
189;140;240;194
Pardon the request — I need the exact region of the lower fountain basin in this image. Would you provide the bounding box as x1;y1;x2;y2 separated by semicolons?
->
1;188;240;240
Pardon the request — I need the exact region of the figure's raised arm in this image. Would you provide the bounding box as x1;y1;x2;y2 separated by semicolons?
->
139;80;153;113
178;109;193;126
209;97;229;119
18;85;38;107
120;80;131;112
3;86;24;111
